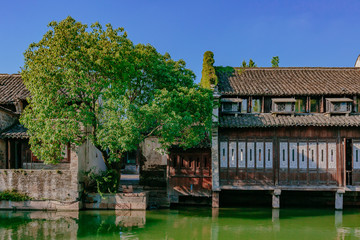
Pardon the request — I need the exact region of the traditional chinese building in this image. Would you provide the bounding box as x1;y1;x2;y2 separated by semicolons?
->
211;63;360;209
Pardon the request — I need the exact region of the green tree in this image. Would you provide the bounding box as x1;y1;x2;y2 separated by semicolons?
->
200;51;218;89
21;17;212;171
241;59;257;68
271;56;279;67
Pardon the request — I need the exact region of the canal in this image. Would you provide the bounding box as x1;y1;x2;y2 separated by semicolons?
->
0;207;360;239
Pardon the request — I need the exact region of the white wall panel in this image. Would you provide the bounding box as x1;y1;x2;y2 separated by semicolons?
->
328;142;337;169
279;142;288;169
265;142;273;169
289;142;298;169
220;141;228;168
229;141;237;168
247;142;255;168
238;142;246;168
318;142;327;169
299;142;308;169
353;142;360;169
256;142;264;168
308;142;317;169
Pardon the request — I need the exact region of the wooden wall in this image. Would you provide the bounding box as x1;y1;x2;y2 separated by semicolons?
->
168;148;212;198
218;126;360;188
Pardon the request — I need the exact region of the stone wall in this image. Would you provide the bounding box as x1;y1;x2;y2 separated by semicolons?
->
140;137;167;170
0;169;78;201
84;192;148;210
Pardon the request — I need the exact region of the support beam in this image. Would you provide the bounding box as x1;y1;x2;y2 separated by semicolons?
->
212;191;220;208
335;189;345;210
272;189;281;209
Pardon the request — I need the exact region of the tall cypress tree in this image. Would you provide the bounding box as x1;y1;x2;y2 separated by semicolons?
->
200;51;218;89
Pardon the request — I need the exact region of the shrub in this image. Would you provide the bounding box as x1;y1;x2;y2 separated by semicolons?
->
84;169;120;195
0;190;32;201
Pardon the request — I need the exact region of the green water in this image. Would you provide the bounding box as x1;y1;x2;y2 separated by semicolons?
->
1;208;360;239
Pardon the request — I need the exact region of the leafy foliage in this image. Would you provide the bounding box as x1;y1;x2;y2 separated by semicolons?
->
200;51;218;89
20;17;212;167
84;169;120;194
271;56;279;67
0;190;32;201
241;59;257;68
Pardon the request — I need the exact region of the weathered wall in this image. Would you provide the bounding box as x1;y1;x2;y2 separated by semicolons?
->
0;110;16;131
140;137;167;170
0;148;81;203
0;169;78;201
77;140;106;177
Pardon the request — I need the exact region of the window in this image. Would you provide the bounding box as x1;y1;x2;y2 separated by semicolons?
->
295;97;306;113
250;149;252;161
264;98;272;113
311;150;314;162
268;149;271;161
272;98;296;114
240;149;244;161
302;150;304;162
321;150;324;162
310;97;320;113
283;149;285;162
251;98;261;113
222;102;233;112
241;99;248;113
292;149;295;161
259;149;262;161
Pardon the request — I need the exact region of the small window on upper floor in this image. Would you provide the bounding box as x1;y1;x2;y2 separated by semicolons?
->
264;98;272;113
295;97;307;113
310;97;321;113
251;98;261;113
271;98;296;114
326;98;353;115
221;98;242;114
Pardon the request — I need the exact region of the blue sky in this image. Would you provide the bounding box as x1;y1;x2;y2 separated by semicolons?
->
1;0;360;82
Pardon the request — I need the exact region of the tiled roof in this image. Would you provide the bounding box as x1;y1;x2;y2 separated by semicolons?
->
0;74;30;104
216;67;360;96
220;114;360;128
0;124;28;139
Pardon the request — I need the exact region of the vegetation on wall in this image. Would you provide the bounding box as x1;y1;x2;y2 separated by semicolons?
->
20;17;213;172
0;190;32;201
200;51;218;89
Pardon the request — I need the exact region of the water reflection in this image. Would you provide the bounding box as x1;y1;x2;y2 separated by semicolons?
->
0;208;360;239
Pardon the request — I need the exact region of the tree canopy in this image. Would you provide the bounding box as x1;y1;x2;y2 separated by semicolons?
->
21;17;212;168
200;51;218;89
241;59;257;68
271;56;279;67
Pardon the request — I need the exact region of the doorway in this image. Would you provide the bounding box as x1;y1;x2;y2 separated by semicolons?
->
346;139;353;185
